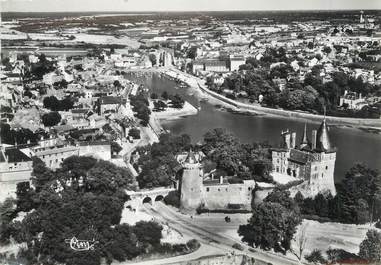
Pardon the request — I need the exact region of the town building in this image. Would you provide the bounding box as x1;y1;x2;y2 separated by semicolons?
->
0;145;33;201
97;96;127;116
229;55;245;72
271;119;337;196
339;91;367;110
20;137;80;169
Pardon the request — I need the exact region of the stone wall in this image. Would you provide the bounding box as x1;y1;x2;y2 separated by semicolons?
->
202;180;255;210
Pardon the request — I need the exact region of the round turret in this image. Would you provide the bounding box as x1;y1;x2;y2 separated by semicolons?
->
179;150;203;214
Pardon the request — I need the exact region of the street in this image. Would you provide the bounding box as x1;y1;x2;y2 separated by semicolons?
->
137;202;304;265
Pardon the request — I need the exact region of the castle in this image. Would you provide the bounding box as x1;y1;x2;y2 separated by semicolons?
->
177;118;336;213
271;118;337;197
177;150;255;214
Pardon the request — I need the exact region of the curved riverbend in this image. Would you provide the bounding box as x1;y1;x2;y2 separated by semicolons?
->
126;72;381;183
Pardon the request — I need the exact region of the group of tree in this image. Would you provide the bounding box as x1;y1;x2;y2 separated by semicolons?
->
304;230;381;264
0;123;47;145
0;156;201;265
295;164;381;225
168;94;185;109
202;128;273;182
238;189;301;255
210;53;381;118
130;91;151;126
111;141;123;156
151;92;185;110
53;79;68;89
134;128;273;189
135;133;191;189
20;54;57;81
128;128;141;139
43;96;75;111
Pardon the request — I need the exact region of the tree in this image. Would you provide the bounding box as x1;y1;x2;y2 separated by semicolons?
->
187;46;197;59
265;189;298;211
323;46;332;54
130;92;151;127
128;128;141;139
338;164;380;223
16;182;35;212
291;222;308;261
41;111;61;127
53;79;68;89
113;80;121;88
169;94;185;109
133;221;163;246
161;91;169;101
153;100;167;111
359;229;381;262
0;198;17;244
43;96;60;111
327;248;361;264
238;202;301;254
149;54;157;66
111;141;123;155
305;249;327;264
164;191;180;208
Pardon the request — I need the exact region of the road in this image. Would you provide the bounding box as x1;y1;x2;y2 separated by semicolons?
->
138;202;304;265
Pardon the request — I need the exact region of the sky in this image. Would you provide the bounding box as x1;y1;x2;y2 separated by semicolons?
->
1;0;380;12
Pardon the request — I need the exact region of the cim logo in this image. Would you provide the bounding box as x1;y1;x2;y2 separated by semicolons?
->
65;237;99;251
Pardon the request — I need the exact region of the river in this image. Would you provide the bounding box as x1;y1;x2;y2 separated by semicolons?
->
126;73;381;183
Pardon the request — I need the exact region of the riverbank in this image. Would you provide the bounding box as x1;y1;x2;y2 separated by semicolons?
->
152;101;199;120
160;68;381;129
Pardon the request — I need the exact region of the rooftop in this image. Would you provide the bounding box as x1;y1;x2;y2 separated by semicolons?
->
1;147;32;163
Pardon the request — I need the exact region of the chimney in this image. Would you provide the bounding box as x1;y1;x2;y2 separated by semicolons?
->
219;176;223;184
291;132;296;149
312;130;317;150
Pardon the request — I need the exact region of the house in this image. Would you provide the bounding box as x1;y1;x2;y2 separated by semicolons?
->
0;145;33;200
97;96;127;116
339;91;367;110
229;55;245;72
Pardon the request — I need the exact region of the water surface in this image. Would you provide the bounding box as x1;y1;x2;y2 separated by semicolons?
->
127;73;381;182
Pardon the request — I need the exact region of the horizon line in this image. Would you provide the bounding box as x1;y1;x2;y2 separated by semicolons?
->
2;8;380;13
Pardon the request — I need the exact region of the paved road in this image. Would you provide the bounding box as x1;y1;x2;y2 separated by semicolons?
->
140;202;304;265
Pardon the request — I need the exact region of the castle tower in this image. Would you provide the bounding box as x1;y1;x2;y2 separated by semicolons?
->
179;150;203;214
310;117;337;195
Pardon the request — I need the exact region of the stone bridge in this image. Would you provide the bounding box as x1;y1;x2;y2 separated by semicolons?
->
125;187;176;210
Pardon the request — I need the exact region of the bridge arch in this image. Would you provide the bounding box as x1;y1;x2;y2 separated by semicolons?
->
155;195;164;202
142;197;152;204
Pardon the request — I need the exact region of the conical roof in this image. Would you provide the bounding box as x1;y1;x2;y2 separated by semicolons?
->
301;124;309;144
184;149;197;164
316;119;334;152
300;123;310;150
